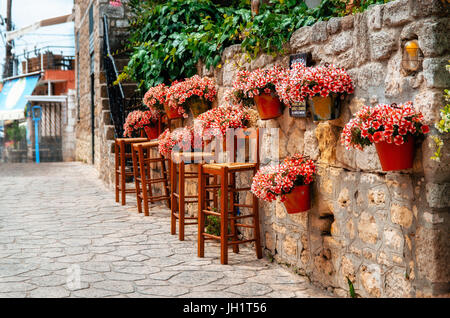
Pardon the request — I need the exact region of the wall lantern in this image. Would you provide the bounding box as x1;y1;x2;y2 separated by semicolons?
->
401;39;423;73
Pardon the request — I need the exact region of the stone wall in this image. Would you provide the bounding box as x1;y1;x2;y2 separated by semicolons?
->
62;89;77;161
74;0;132;185
202;0;450;297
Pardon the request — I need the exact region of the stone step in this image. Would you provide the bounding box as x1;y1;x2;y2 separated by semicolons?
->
101;109;112;125
100;82;139;99
104;124;116;141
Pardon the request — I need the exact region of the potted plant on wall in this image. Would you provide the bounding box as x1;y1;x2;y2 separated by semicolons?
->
166;75;217;119
251;153;316;214
341;101;430;171
234;65;287;120
278;63;354;121
157;126;204;158
143;83;167;115
123;109;160;140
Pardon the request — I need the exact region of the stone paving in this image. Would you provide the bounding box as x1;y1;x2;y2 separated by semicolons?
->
0;162;332;298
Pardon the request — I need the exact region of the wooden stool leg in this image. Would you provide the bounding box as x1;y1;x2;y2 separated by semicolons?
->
253;167;262;259
220;167;229;265
132;147;143;214
120;141;126;205
146;149;155;205
179;161;185;241
229;172;239;254
197;164;205;258
170;160;177;235
138;147;150;216
115;141;119;203
161;155;171;209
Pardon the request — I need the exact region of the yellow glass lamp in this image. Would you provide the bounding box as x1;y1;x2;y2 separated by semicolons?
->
402;40;422;72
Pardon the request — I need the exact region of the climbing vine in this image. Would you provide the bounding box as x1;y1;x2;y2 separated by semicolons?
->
120;0;388;91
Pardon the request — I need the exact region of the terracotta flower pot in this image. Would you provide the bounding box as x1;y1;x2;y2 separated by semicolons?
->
164;103;183;119
144;125;159;140
254;93;283;120
188;97;211;117
283;185;311;214
309;93;341;121
375;135;415;171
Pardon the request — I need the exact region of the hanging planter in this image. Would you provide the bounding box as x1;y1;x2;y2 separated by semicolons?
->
375;135;415;171
144;125;159;140
123;109;159;138
283;185;311;214
277;63;354;121
251;153;316;213
341;102;430;171
166;75;217;119
230;64;287;120
254;93;283;120
188;96;211;118
308;93;342;121
164;103;183;119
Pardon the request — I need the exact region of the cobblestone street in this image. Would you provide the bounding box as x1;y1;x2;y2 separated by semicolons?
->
0;162;331;298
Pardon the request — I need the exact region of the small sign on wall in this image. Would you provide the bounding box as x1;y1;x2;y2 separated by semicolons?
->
288;52;312;118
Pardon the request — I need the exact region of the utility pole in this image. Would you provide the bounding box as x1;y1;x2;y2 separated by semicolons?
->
3;0;12;79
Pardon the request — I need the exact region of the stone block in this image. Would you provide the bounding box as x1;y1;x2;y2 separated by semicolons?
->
327;17;341;35
385;266;413;297
425;182;450;208
367;5;383;31
409;0;450;18
358;211;379;244
417;18;450;58
390;203;414;228
315;122;339;164
329;31;353;55
357;62;385;89
370;30;398;61
383;228;404;253
423;57;450;88
359;264;382;297
353;11;370;66
290;26;312;50
311;21;328;43
303;129;319;160
383;0;411;27
355;145;382;171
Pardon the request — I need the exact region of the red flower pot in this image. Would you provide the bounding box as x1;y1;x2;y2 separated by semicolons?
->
374;135;415;171
164;103;183;119
144;125;159;140
254;93;283;120
283;185;311;214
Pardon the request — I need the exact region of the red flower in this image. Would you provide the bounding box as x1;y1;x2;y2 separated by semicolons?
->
421;125;430;134
394;135;404;146
373;131;384;143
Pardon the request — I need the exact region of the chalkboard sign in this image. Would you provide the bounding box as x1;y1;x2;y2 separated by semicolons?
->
289;52;312;117
289;52;312;68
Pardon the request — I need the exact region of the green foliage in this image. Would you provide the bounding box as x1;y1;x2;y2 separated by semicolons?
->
205;215;221;236
122;0;388;91
347;277;356;298
6;121;26;148
431;62;450;161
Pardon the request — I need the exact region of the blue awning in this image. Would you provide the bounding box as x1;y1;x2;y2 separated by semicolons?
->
0;74;40;120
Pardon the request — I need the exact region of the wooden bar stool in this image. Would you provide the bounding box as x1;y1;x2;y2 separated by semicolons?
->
115;137;148;205
197;128;262;264
170;151;216;241
131;140;171;216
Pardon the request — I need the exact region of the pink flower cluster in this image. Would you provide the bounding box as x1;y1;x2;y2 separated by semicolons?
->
109;0;122;7
158;126;204;157
226;65;288;106
166;75;217;118
251;153;316;203
341;101;430;150
123;109;159;138
194;105;250;138
277;63;354;107
143;83;167;113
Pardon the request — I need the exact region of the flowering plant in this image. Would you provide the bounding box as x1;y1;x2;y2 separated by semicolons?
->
341;101;430;151
194;105;251;139
109;0;122;7
123;109;159;138
224;69;254;107
277;63;354;107
158;126;204;157
251;153;316;202
143;83;167;113
166;75;217;118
